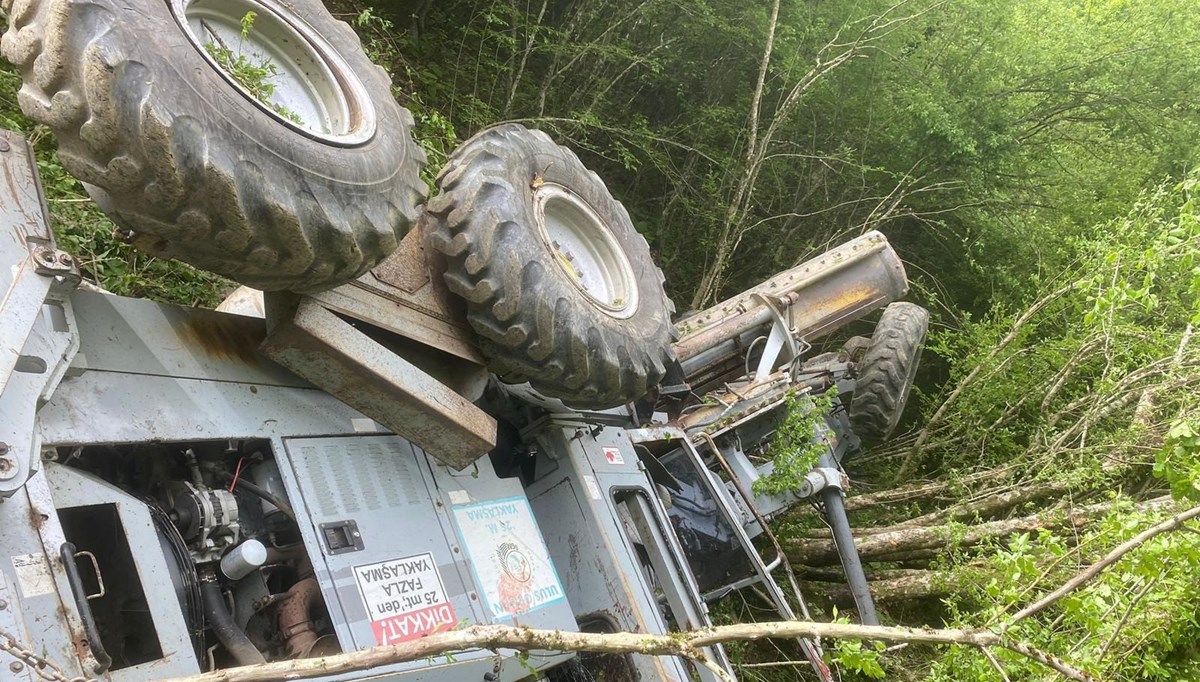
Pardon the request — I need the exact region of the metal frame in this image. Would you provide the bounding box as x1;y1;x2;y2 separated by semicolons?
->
0;132;81;498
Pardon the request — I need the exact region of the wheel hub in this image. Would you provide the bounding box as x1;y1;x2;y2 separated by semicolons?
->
534;183;639;319
171;0;376;145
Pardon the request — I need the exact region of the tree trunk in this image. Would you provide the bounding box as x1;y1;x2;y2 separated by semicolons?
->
787;496;1172;566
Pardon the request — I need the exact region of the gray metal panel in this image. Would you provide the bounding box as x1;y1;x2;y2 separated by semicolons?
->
38;371;376;446
280;435;573;680
0;470;86;680
430;462;577;633
46;464;199;679
283;435;481;652
527;426;692;682
69;290;305;388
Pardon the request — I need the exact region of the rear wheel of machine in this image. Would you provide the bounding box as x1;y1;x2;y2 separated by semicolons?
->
849;302;929;443
0;0;426;292
424;124;675;409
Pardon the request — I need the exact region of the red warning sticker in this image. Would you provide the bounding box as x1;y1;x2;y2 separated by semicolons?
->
354;552;457;645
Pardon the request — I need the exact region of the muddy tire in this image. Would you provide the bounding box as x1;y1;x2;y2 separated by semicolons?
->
1;0;425;292
424;124;674;409
849;302;929;443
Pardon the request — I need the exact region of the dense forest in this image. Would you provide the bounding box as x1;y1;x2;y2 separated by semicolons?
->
3;0;1200;679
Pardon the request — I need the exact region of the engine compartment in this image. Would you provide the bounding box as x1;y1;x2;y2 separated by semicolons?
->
48;439;336;671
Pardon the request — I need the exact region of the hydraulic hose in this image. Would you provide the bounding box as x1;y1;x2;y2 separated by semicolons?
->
199;567;266;666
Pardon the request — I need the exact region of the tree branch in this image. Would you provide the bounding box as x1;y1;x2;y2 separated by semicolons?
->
158;621;1095;682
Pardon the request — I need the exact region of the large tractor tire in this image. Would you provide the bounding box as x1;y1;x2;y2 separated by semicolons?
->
849;302;929;443
424;124;675;409
1;0;426;293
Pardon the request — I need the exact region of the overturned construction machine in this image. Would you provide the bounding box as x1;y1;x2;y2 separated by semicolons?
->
0;0;928;680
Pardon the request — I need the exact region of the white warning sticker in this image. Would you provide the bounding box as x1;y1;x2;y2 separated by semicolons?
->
583;475;602;500
453;497;565;619
602;447;626;465
353;553;457;645
12;554;54;598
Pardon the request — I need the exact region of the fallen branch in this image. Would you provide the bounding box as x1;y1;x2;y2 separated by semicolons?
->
840;465;1017;512
890;483;1068;529
788;496;1173;566
809;568;959;602
157;621;1096;682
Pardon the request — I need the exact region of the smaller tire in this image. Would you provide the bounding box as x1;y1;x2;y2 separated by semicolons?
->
424;124;674;409
849;302;929;443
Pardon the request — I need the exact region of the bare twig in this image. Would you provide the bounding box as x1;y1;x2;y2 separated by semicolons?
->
983;646;1013;682
1096;576;1157;661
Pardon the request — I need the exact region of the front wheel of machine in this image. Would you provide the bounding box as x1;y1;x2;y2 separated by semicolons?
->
1;0;426;292
848;302;929;443
423;124;675;409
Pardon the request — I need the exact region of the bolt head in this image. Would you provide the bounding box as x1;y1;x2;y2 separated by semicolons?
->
57;253;73;265
0;442;8;455
9;661;23;673
0;599;8;610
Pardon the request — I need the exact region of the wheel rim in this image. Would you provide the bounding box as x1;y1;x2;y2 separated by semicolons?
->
171;0;376;145
534;184;639;319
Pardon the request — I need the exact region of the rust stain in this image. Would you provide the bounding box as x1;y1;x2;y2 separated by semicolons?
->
27;505;47;530
55;600;91;665
818;282;874;311
175;314;265;365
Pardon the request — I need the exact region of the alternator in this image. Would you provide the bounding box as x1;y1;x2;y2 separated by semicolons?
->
164;481;241;563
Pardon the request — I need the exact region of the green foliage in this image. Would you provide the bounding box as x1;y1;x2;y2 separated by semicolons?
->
203;11;302;124
901;173;1200;680
1155;419;1200;502
752;389;837;497
831;629;887;679
929;501;1200;681
914;171;1200;476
